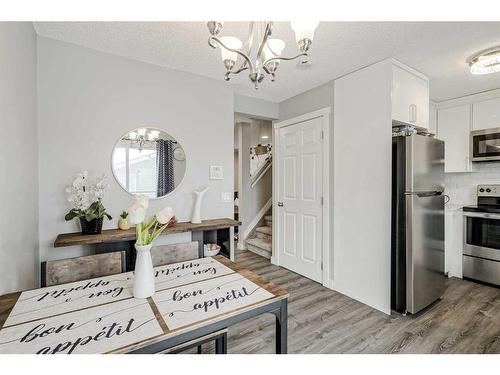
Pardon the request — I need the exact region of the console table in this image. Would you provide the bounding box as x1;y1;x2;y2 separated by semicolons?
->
54;218;240;271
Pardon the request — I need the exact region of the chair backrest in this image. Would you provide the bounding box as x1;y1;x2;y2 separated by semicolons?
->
151;241;199;267
40;251;126;287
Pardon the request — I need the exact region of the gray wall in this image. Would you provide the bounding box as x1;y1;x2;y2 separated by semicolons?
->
278;82;334;283
0;23;39;294
237;121;273;244
37;37;234;262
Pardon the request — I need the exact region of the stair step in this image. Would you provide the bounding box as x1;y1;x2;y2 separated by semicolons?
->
246;244;271;259
256;232;272;242
247;237;272;252
256;226;272;235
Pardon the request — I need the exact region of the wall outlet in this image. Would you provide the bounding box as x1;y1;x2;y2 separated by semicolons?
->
221;192;232;203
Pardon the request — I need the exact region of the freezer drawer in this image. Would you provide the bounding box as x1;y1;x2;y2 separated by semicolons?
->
463;255;500;286
406;193;446;314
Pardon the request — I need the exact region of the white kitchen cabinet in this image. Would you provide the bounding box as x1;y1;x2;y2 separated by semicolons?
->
429;102;437;135
437;104;473;173
392;64;429;130
472;96;500;130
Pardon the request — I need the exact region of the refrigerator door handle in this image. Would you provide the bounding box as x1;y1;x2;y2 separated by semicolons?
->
405;191;443;197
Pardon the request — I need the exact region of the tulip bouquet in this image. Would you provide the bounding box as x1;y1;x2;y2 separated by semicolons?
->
127;195;176;246
127;195;176;299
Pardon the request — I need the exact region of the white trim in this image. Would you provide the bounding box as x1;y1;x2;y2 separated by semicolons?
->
250;159;272;188
242;197;273;242
272;107;332;289
436;87;500;109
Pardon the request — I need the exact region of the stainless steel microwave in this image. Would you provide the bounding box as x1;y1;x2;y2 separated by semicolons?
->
471;127;500;162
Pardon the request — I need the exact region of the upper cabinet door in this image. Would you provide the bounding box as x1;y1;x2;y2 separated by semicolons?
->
437;104;473;173
473;97;500;130
392;65;429;130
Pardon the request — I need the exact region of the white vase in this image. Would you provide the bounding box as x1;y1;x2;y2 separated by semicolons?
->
191;186;210;224
133;244;155;299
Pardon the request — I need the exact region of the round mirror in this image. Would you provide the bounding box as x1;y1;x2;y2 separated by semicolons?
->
111;127;186;199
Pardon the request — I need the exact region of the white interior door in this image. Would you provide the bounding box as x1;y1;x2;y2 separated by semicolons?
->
277;116;323;282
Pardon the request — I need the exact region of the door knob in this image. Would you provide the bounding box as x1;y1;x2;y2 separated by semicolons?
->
277;201;284;207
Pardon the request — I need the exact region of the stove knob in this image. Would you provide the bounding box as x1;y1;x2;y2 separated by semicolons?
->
479;188;485;193
486;188;492;193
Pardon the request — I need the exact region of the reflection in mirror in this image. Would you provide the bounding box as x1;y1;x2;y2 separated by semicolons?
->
112;127;186;199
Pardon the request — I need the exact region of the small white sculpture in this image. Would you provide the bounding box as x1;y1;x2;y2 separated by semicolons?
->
191;186;209;224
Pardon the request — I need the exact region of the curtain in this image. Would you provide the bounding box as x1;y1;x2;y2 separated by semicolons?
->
156;139;175;197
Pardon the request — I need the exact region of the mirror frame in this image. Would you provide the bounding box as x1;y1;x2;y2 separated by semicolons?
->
110;126;188;200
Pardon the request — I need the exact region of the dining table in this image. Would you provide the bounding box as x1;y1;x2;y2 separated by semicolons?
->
0;255;288;354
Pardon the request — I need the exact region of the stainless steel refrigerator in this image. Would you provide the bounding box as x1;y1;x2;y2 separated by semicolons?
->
391;133;446;315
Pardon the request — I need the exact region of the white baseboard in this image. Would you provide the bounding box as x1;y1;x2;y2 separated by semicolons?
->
237;242;247;251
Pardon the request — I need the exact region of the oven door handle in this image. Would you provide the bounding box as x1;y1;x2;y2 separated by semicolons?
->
463;211;500;220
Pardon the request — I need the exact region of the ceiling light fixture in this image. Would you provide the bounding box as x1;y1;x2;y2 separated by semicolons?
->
206;21;319;89
470;47;500;75
123;129;160;152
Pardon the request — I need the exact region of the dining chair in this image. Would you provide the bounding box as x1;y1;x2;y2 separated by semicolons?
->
151;241;199;267
151;241;227;354
40;251;126;287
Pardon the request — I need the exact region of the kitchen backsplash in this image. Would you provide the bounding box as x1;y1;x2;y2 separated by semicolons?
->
445;162;500;207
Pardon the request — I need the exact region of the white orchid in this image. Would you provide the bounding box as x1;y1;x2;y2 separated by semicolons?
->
65;172;112;222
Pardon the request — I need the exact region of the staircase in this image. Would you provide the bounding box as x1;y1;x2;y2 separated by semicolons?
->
246;215;272;259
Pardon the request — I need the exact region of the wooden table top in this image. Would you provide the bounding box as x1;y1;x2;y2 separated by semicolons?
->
54;218;241;248
0;255;287;354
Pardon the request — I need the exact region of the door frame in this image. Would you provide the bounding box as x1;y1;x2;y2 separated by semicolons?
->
271;107;331;288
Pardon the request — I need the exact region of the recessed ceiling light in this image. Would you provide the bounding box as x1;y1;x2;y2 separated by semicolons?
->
470;47;500;75
261;135;269;139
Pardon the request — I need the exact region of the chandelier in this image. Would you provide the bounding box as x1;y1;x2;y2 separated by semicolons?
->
206;21;319;89
123;128;160;152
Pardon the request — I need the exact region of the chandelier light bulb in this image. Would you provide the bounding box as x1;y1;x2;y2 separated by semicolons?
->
137;128;147;137
263;39;286;61
291;21;319;43
149;130;160;139
219;36;242;63
129;131;138;140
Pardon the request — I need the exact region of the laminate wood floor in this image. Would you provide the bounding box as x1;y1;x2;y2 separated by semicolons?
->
198;250;500;354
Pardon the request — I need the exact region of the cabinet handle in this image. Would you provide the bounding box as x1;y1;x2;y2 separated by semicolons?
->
409;104;417;123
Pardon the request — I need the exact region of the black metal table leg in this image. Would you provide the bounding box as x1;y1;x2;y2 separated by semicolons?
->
275;299;288;354
215;331;228;354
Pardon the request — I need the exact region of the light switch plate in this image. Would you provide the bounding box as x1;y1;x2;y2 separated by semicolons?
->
221;192;232;203
210;165;223;180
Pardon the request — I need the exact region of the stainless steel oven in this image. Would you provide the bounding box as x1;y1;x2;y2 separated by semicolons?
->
463;185;500;286
471;127;500;162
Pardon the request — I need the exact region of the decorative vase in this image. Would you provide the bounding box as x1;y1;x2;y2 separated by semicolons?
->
191;186;210;224
133;244;155;299
80;217;103;235
118;217;130;230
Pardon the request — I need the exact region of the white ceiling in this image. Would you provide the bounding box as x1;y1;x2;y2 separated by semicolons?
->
33;22;500;103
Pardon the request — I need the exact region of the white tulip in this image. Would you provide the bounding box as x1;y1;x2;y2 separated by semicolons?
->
156;206;174;225
128;203;146;225
133;194;149;209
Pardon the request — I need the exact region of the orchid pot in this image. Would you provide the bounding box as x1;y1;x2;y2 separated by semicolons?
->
79;217;103;235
